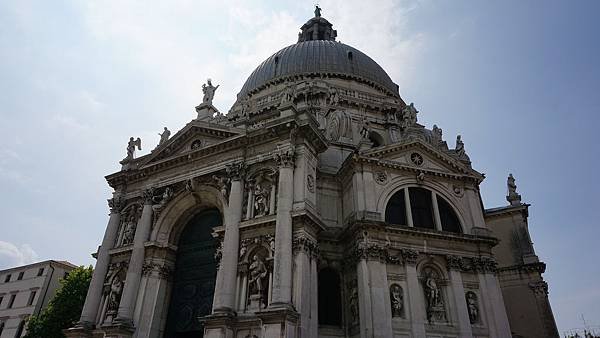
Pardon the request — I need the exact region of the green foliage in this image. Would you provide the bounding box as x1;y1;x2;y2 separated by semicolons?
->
24;265;93;338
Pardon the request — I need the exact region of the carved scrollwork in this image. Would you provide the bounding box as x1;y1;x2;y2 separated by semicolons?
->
472;257;498;273
239;235;275;260
142;262;172;280
292;235;319;259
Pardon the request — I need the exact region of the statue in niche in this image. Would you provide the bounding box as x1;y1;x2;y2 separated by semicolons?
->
253;184;269;217
390;284;404;317
349;285;359;324
422;267;446;323
248;254;268;308
202;79;219;105
465;291;479;324
158;127;170;146
125;137;141;160
104;262;125;320
359;118;370;140
120;208;138;246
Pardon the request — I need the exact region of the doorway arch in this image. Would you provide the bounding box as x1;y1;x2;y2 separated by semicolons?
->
164;208;222;338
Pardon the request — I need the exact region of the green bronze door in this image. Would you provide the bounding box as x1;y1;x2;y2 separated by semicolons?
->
165;209;221;338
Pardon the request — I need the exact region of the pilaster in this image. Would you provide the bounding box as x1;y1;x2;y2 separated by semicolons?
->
402;249;426;338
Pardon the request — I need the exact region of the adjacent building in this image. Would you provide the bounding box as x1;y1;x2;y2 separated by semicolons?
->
0;260;76;338
66;7;558;338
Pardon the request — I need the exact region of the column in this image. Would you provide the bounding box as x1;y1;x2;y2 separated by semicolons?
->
135;264;172;338
402;250;426;338
404;189;414;227
356;259;373;338
309;254;318;338
367;259;393;338
432;192;442;231
270;147;295;307
116;189;154;326
476;258;511;338
77;197;123;327
213;163;244;313
292;237;312;337
446;256;472;338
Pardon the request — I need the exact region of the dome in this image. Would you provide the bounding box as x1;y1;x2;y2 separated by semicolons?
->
237;14;399;99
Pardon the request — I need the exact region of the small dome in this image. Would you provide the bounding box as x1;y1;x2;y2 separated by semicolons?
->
236;12;399;99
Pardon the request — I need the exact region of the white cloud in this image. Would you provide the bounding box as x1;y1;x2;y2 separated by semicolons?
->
0;241;39;269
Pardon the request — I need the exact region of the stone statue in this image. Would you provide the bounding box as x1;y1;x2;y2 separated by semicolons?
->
153;186;173;211
253;184;269;217
349;285;359;323
401;102;418;128
202;79;220;105
390;284;404;317
359;118;370;140
328;86;339;105
314;5;322;17
158;127;170;146
281;83;295;105
455;135;465;156
432;124;442;141
126;137;142;160
424;276;442;317
212;175;230;200
507;173;517;196
121;213;137;246
465;291;479;324
106;267;124;314
249;255;268;296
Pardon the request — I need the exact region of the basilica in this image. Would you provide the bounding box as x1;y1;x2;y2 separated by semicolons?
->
66;8;558;338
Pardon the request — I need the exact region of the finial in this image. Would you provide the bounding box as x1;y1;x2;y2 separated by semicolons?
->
314;5;322;17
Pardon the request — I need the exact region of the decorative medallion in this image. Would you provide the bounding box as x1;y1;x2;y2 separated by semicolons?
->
374;171;388;185
410;152;424;166
190;139;203;150
452;184;464;197
307;174;315;193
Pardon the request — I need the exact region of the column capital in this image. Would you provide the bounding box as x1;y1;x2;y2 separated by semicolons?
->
142;188;155;205
274;147;295;168
445;255;463;271
226;161;246;181
472;256;497;273
141;262;172;280
529;280;549;296
108;196;125;213
401;249;419;266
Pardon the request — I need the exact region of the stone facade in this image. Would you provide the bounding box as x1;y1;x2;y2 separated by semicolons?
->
66;8;557;338
0;260;76;338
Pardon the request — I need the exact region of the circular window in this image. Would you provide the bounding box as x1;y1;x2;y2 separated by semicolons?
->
410;152;424;166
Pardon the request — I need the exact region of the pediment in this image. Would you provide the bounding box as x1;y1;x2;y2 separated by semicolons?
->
361;140;481;177
141;120;242;165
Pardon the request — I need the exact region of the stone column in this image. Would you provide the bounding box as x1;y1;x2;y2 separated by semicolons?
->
402;249;426;338
446;255;473;338
309;253;318;338
356;258;373;338
135;263;172;338
292;236;314;337
213;163;244;313
431;192;443;231
116;189;155;326
270;147;295;307
404;189;414;227
476;257;511;338
367;258;393;338
77;197;123;328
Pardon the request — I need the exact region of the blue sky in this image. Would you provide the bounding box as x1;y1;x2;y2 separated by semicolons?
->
0;0;598;334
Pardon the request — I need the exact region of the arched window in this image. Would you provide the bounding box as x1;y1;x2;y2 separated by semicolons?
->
385;187;462;233
318;268;342;326
437;196;461;233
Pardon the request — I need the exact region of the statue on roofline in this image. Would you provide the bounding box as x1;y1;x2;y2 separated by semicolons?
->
202;79;220;105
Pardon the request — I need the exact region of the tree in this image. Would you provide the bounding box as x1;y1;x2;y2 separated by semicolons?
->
24;265;93;338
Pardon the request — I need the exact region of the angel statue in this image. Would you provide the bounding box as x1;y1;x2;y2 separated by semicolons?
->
126;137;142;160
202;79;220;105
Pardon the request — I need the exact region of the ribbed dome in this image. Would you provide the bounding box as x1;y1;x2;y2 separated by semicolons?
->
237;40;400;98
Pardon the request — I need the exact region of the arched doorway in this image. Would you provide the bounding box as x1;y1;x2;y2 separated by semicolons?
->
165;208;222;338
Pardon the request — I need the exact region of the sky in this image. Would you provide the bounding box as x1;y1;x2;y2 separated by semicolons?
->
0;0;598;334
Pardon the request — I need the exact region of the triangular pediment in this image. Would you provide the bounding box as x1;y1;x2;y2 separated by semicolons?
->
361;139;481;178
141;120;242;165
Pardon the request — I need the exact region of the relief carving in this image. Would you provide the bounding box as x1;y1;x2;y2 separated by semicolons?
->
390;284;405;318
465;291;479;324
